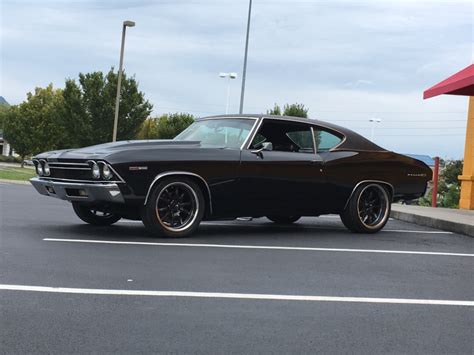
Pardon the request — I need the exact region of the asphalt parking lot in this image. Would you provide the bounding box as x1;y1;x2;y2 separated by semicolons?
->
1;182;473;354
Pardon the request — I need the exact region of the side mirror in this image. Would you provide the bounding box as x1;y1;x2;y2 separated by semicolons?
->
251;142;273;157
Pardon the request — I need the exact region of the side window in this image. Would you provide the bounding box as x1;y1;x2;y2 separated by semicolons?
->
314;128;343;152
252;133;267;147
286;131;313;152
250;120;314;153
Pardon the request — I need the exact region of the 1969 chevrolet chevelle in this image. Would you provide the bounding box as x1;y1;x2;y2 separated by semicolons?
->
30;115;432;237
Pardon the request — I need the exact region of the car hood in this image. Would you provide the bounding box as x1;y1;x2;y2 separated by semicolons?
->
34;140;203;161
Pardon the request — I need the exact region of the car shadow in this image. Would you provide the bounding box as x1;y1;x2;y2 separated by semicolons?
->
40;218;359;244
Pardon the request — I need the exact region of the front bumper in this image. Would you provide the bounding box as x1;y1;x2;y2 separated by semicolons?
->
30;177;125;204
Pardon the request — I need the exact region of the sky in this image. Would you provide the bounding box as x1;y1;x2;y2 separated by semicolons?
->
1;0;472;159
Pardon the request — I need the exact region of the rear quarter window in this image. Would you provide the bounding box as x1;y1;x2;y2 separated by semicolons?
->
314;128;343;152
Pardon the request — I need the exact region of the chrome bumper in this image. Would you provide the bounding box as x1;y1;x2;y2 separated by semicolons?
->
30;177;125;204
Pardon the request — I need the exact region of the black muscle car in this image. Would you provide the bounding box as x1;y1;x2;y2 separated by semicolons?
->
30;114;432;237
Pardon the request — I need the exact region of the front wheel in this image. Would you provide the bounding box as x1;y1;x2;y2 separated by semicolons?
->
266;215;301;224
141;177;204;238
340;183;391;233
72;202;121;226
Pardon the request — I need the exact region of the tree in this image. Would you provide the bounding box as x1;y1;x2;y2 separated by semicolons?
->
135;113;194;140
3;106;31;164
136;118;158;139
418;159;463;208
4;85;66;166
267;104;282;115
282;103;308;118
0;102;10;129
437;160;463;208
267;103;308;118
63;68;152;146
155;113;195;139
441;160;463;185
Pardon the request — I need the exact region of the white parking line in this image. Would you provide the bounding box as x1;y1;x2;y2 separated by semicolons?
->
116;220;453;234
0;284;472;306
42;238;473;257
382;229;452;234
203;222;453;234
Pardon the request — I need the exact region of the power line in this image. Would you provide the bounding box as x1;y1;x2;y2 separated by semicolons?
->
328;119;466;122
156;105;467;119
373;134;465;137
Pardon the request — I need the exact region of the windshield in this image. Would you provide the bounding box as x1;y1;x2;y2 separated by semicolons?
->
174;118;256;149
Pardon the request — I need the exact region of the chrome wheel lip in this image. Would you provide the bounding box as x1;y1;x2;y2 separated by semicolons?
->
155;182;199;232
356;184;390;230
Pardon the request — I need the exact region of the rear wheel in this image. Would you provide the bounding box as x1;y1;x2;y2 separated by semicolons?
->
141;177;204;238
72;202;121;226
340;183;391;233
266;215;301;224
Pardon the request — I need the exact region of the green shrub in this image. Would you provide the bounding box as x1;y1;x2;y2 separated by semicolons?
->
0;155;22;163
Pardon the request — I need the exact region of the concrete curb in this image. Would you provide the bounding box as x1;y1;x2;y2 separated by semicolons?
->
390;209;474;238
0;179;30;185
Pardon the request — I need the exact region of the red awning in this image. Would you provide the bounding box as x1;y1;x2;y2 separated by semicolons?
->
423;64;474;99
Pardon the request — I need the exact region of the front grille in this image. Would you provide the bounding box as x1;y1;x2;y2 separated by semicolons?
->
34;160;124;183
48;162;93;180
49;162;90;169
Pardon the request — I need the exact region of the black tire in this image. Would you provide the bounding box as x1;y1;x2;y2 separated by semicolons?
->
340;183;391;233
141;177;205;238
72;202;121;226
266;215;301;224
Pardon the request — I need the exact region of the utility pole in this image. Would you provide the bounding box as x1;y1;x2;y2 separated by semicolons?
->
239;0;252;114
113;20;135;142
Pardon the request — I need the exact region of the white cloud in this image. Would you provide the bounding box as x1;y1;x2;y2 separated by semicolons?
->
0;0;472;159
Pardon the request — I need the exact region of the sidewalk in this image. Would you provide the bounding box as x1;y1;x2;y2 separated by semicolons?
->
391;204;474;237
0;162;34;169
0;178;30;185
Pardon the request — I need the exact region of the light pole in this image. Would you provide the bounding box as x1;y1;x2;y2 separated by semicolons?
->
239;0;252;114
369;118;382;141
219;72;238;114
112;20;135;142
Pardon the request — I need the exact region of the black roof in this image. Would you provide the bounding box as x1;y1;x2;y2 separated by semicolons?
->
202;114;386;152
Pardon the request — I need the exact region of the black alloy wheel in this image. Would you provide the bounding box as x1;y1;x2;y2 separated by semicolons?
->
156;182;199;231
142;177;204;237
72;202;121;226
340;183;391;233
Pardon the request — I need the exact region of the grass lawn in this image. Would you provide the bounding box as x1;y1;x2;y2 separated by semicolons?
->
0;166;36;181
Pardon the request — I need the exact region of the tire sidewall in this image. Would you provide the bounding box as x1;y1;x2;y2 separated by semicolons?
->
142;177;205;237
72;202;121;226
341;183;391;233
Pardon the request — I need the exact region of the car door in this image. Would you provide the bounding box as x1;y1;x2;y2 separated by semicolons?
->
312;126;348;211
238;118;326;216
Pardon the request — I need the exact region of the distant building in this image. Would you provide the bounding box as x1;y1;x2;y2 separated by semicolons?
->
0;96;13;156
0;130;13;156
403;154;436;168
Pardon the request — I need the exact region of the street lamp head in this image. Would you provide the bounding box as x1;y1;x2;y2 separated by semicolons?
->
123;20;136;27
219;72;238;79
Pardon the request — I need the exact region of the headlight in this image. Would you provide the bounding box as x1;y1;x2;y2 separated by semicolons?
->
36;162;43;176
102;164;112;180
91;162;100;179
43;162;51;176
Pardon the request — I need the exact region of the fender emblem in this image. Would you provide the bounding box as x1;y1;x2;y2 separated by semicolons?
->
407;173;426;177
129;166;148;171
